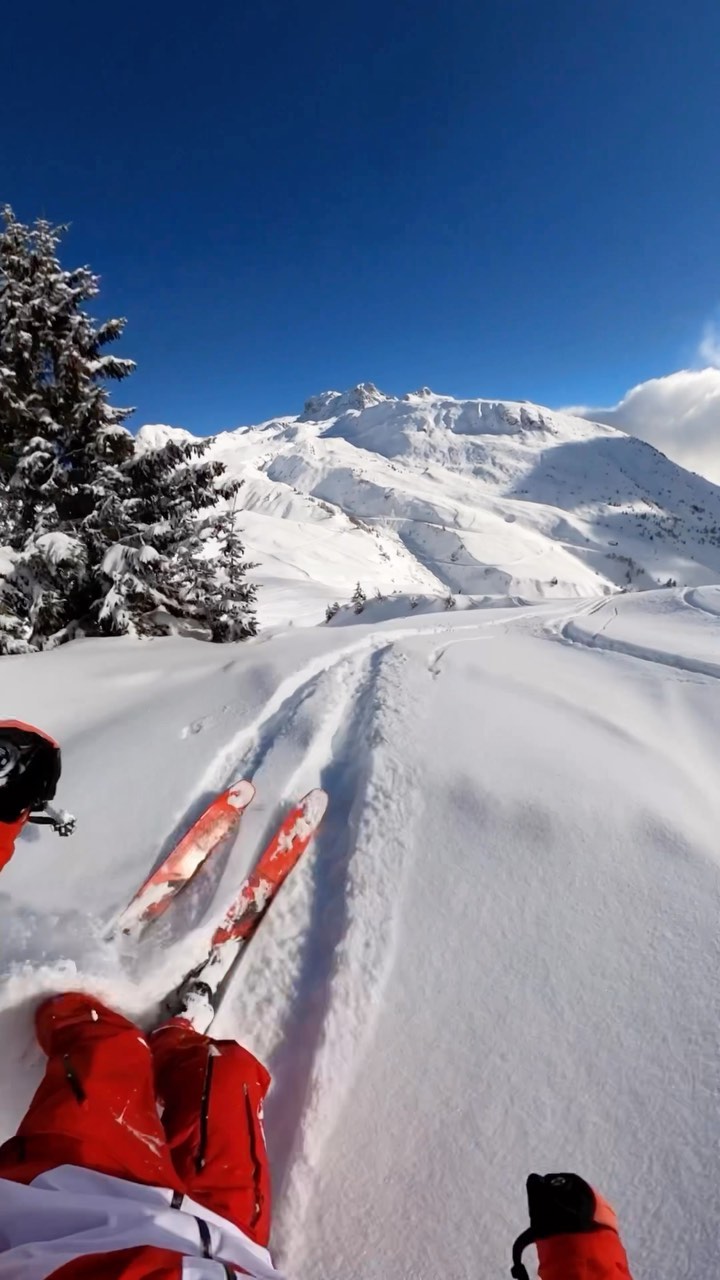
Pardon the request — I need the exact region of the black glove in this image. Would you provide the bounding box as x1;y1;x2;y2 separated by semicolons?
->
511;1173;602;1280
0;722;61;823
526;1172;597;1237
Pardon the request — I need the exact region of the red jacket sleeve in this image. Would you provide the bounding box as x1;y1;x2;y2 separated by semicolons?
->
0;814;27;871
537;1227;634;1279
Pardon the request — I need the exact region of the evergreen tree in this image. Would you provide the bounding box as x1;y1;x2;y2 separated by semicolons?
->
207;509;258;642
325;600;340;622
165;507;257;642
101;435;240;638
352;581;366;614
0;208;135;550
0;207;135;648
0;208;258;650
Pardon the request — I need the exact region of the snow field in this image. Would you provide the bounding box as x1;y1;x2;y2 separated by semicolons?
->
1;589;719;1279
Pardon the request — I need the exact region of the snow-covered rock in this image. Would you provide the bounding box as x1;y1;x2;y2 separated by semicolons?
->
298;382;389;421
135;422;197;451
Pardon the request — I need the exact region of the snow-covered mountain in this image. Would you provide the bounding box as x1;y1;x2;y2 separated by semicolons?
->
140;383;720;626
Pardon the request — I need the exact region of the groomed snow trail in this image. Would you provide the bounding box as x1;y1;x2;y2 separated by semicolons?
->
0;589;719;1280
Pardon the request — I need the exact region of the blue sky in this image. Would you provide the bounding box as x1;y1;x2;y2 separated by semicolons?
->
4;0;720;433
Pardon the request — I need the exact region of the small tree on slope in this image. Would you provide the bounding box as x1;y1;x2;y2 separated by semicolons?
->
165;506;258;642
0;207;257;649
107;436;242;638
208;508;258;642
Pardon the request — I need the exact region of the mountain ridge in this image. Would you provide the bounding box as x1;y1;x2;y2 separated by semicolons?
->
137;385;720;627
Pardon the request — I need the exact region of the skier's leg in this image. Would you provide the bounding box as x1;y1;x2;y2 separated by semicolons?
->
0;992;177;1187
151;1022;272;1245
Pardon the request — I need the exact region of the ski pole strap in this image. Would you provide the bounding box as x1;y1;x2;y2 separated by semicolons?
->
510;1228;534;1280
27;807;76;836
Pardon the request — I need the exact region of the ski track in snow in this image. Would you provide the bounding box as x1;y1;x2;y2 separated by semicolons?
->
262;644;430;1263
681;584;720;619
106;629;443;1008
555;601;720;683
199;637;434;1262
126;646;385;1006
117;633;415;945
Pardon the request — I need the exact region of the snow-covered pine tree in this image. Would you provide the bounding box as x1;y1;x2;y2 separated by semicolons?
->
204;507;258;642
352;582;366;614
0;208;258;649
162;505;257;642
0;209;135;543
89;437;258;642
0;207;135;648
98;435;240;638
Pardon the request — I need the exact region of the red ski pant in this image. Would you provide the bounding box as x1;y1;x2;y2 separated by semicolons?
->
0;992;272;1245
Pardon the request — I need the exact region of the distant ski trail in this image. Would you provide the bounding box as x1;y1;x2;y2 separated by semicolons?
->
555;613;720;683
681;586;720;619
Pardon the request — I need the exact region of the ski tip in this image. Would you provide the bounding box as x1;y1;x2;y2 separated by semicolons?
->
301;788;329;826
227;779;256;809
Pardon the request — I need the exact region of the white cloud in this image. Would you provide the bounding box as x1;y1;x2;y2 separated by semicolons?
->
569;367;720;485
698;316;720;368
567;311;720;484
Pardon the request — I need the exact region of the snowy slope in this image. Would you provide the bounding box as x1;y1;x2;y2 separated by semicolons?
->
139;384;720;627
1;589;719;1280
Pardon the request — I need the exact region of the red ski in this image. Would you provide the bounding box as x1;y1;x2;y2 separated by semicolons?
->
167;788;328;1019
116;779;255;937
